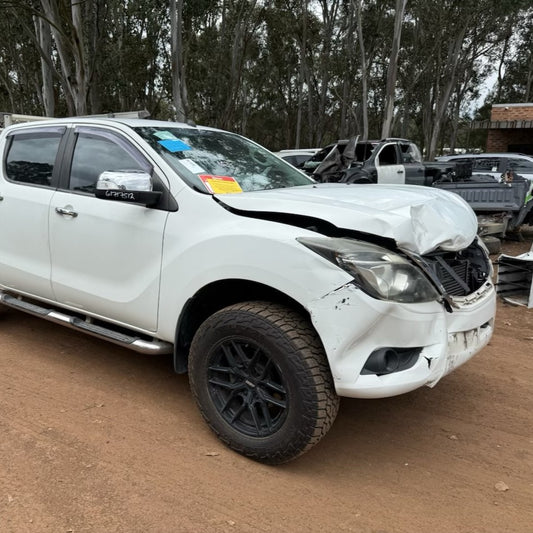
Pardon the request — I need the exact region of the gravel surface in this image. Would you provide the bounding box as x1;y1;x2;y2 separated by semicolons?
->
1;236;532;533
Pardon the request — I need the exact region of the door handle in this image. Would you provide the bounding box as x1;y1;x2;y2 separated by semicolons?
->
55;207;78;218
397;170;404;174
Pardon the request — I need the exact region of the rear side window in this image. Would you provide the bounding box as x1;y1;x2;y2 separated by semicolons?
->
508;159;533;174
5;127;65;186
400;143;422;164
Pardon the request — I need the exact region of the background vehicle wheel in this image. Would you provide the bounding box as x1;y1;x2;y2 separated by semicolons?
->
188;301;340;464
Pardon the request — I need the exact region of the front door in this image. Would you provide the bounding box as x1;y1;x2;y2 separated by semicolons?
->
49;126;168;332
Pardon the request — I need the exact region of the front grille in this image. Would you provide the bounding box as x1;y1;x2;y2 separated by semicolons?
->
422;241;490;297
434;257;471;295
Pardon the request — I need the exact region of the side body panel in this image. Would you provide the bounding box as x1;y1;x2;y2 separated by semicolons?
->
0;184;55;299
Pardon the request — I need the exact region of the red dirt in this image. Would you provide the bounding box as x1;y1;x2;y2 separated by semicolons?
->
1;237;532;533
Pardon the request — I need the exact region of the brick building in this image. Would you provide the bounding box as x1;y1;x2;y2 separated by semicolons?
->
482;103;533;154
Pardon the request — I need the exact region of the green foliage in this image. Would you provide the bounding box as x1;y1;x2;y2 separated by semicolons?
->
0;0;530;152
497;7;533;102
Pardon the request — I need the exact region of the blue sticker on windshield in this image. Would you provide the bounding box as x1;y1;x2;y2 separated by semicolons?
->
158;139;191;152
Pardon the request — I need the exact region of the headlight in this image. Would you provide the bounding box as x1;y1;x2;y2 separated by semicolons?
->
298;237;439;303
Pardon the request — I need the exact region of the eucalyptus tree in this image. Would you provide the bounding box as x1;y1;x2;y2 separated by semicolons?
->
497;6;533;102
0;4;42;114
184;0;266;133
243;0;304;148
404;0;526;159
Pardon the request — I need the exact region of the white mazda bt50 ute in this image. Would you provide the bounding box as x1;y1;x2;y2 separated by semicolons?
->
0;118;496;463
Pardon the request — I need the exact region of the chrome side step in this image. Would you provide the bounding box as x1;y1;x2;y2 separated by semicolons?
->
0;292;173;355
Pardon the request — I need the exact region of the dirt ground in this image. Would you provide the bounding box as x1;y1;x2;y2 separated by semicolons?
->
1;236;532;533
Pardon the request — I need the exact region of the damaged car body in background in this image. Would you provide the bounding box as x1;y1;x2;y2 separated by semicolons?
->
497;243;533;308
301;137;457;185
301;137;533;253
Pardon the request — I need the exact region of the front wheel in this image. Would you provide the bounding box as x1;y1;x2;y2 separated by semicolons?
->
188;302;339;464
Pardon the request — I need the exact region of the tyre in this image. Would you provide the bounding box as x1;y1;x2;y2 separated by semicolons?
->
188;301;340;464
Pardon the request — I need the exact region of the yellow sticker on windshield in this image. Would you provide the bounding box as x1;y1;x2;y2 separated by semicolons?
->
199;175;243;194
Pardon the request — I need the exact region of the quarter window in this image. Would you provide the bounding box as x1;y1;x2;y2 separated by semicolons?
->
400;143;422;164
508;159;533;173
5;128;65;186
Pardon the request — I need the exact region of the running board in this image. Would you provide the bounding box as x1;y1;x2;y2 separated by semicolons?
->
0;292;173;355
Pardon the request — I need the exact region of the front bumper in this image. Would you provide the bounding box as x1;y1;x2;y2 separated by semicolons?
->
308;281;496;399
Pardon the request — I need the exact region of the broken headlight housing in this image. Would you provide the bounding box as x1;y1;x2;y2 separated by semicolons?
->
298;237;439;303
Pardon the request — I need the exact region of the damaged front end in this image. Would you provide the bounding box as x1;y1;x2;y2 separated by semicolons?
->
306;236;496;399
216;182;496;398
404;237;494;309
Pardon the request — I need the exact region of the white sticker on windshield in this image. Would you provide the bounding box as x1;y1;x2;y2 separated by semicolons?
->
180;158;205;174
154;131;178;141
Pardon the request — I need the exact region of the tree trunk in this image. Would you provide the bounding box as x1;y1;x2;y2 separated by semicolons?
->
354;0;368;140
496;34;511;102
87;0;106;114
315;0;340;145
339;2;356;139
34;15;54;116
427;22;468;160
170;0;187;122
70;0;88;115
39;0;90;115
295;0;308;148
524;51;533;102
381;0;407;139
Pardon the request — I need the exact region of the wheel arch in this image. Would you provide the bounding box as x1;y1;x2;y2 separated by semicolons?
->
173;279;310;373
341;167;373;184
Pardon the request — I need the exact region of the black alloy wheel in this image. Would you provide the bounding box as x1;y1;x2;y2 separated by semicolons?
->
207;337;288;438
189;301;339;464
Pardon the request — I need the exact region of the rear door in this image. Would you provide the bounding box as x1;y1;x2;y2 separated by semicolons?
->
0;126;66;299
399;141;426;185
48;126;169;331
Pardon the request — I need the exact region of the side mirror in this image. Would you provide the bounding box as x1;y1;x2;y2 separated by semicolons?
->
94;170;162;206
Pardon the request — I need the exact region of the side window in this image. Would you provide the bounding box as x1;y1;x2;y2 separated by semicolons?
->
471;158;500;172
5;128;65;186
69;129;151;193
400;143;422;164
377;144;398;166
508;159;533;173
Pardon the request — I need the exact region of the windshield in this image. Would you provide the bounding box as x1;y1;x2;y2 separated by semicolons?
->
134;126;314;193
